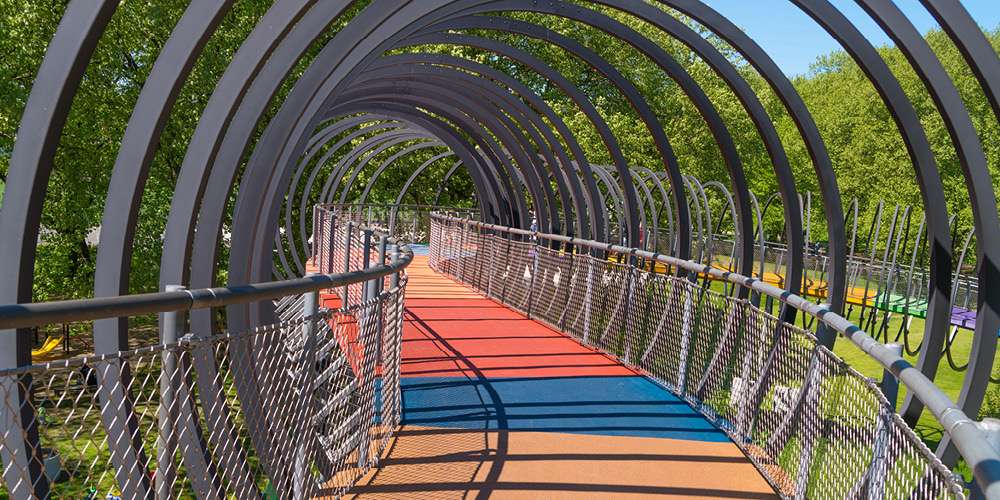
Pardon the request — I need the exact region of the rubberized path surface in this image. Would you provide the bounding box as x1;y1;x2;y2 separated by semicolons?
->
350;256;776;499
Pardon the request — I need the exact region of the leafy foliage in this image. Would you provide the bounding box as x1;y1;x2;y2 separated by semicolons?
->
0;1;997;302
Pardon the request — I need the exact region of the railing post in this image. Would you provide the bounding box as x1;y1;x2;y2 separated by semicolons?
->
486;230;496;298
457;219;467;282
374;235;388;350
341;221;353;306
475;225;487;291
0;334;48;499
325;211;337;275
792;359;823;500
501;232;513;304
559;241;575;331
157;285;184;499
582;257;595;344
390;244;401;289
377;235;388;292
859;343;904;500
358;230;377;469
526;235;540;319
880;343;903;409
362;229;374;302
312;206;320;265
294;285;319;500
675;279;696;390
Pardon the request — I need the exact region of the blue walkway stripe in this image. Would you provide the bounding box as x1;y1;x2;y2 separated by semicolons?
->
400;376;730;442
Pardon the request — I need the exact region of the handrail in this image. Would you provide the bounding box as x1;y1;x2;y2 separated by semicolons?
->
433;213;1000;496
0;231;413;330
317;202;478;210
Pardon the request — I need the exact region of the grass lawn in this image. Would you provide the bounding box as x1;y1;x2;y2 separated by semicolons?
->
699;266;997;481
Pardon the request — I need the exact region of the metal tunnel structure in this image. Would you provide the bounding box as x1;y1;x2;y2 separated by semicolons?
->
2;0;1000;498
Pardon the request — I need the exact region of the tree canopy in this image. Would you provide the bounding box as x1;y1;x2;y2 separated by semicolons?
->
1;0;997;301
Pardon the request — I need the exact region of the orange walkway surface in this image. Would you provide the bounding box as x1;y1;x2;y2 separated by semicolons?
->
348;256;776;499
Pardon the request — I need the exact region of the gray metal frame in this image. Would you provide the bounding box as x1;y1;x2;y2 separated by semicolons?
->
3;0;1000;495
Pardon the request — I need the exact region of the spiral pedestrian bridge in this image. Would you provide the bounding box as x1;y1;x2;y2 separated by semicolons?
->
2;1;1000;498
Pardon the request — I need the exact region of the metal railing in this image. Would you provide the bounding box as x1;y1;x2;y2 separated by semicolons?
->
315;203;478;244
429;213;999;499
0;219;411;499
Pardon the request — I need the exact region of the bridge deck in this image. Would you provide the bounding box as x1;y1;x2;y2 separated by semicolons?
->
348;256;777;499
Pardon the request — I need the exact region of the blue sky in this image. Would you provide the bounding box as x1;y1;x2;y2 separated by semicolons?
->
702;0;1000;76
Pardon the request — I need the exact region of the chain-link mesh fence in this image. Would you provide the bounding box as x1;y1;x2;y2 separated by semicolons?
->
316;204;478;245
0;283;406;499
1;217;408;499
428;216;964;499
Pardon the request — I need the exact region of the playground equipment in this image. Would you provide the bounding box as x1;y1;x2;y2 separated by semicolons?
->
29;336;63;358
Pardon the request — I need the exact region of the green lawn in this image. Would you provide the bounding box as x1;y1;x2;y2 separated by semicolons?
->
698;268;997;482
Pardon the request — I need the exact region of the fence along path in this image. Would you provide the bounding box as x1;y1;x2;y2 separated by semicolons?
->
406;215;968;499
347;253;777;498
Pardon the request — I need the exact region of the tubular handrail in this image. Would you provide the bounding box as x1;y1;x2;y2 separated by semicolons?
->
433;213;1000;496
317;202;478;211
0;233;413;330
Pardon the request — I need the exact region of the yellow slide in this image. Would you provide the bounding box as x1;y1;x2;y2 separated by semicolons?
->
32;336;63;358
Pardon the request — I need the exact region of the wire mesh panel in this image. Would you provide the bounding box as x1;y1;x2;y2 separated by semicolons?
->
589;258;634;356
482;234;511;303
1;206;408;499
0;283;406;499
428;216;965;499
313;204;478;245
428;216;443;269
561;254;600;342
530;245;574;328
501;239;536;314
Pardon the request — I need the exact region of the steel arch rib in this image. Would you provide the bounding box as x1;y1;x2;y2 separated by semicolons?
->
433;160;468;207
0;2;130;497
331;84;558;232
591;0;804;299
789;0;957;457
157;2;336;487
283;119;408;275
347;141;445;205
401;30;656;255
372;53;605;239
333;69;573;232
438;5;753;286
287;119;406;272
394;154;458;206
658;0;846;325
856;0;1000;454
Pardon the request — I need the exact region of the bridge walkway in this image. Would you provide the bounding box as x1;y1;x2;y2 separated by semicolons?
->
346;255;776;499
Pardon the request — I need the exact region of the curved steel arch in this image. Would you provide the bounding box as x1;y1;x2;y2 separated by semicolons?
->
288;118;407;271
856;0;1000;448
326;95;532;228
789;1;960;451
433;160;470;207
356;142;447;204
351;59;590;235
391;52;610;240
433;7;753;286
329;79;562;232
395;155;459;206
398;31;648;250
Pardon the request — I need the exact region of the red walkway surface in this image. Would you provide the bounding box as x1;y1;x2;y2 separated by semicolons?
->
349;255;776;499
